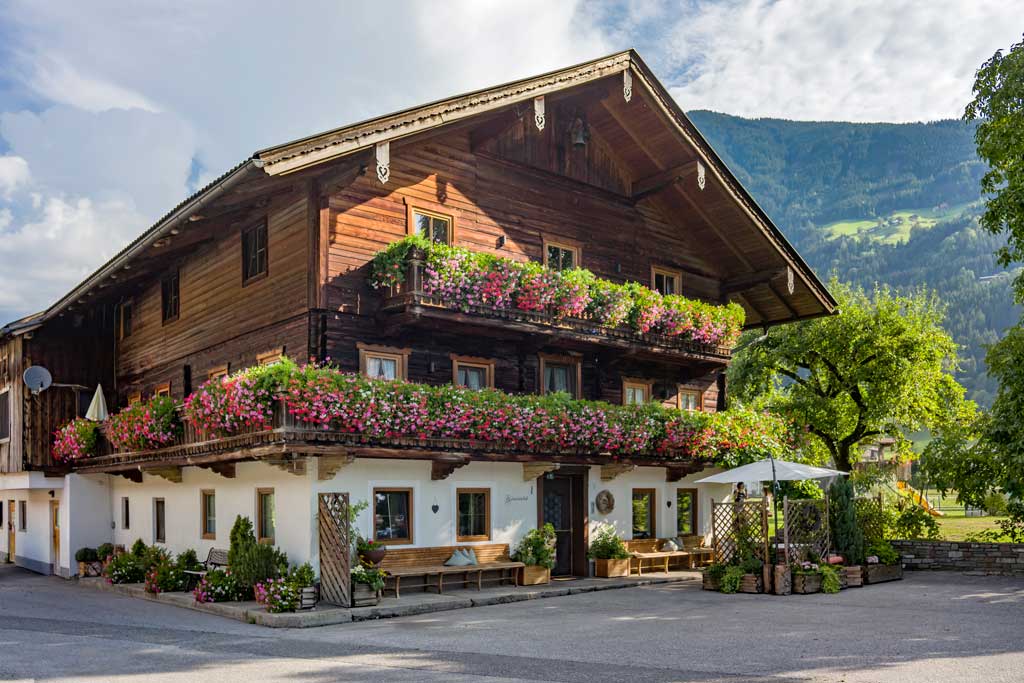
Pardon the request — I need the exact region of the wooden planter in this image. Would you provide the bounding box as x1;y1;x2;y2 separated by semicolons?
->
793;573;822;594
773;565;792;595
702;573;721;591
739;573;763;593
520;565;551;586
843;566;863;588
594;558;631;578
299;585;319;610
864;563;903;584
351;582;382;607
77;561;103;577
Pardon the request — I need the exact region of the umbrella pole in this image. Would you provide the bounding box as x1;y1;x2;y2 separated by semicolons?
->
770;454;779;557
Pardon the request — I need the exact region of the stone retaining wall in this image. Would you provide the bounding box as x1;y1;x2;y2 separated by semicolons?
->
892;540;1024;576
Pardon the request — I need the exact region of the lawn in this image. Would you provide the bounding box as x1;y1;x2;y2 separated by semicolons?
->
936;511;1006;541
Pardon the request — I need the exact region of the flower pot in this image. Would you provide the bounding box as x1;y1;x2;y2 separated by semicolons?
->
773;565;792;595
793;573;822;594
359;548;387;567
864;563;902;584
702;573;721;591
351;582;382;607
594;558;631;578
299;585;319;610
77;561;103;577
520;565;551;586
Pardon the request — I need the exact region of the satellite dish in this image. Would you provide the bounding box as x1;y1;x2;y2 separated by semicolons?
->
23;366;53;395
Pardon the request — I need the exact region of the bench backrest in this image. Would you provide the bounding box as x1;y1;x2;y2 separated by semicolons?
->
625;539;662;553
206;548;230;568
380;543;510;570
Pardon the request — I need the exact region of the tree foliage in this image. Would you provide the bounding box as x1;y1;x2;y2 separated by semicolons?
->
729;282;967;471
829;478;864;565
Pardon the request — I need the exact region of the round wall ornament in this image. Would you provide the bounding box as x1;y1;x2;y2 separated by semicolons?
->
595;489;615;515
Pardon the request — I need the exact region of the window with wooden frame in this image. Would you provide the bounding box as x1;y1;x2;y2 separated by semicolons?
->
242;220;269;284
200;490;216;540
372;487;413;544
358;343;409;382
651;265;682;296
127;392;142;406
18;500;26;531
539;353;581;398
256;488;275;544
161;268;180;323
631;489;656;539
257;348;285;366
451;354;494;390
456;488;490;542
154;382;171;397
678;387;702;412
0;389;9;442
543;238;580;272
153;498;165;543
118;300;133;340
622;378;653;406
407;203;453;245
676;489;698;536
207;365;229;382
121;497;130;530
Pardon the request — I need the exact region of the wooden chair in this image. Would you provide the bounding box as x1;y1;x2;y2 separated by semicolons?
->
378;543;524;598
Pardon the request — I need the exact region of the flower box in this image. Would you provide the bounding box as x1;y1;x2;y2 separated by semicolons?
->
351;582;382;607
843;566;863;588
77;561;103;578
299;585;319;610
793;573;822;594
520;565;551;586
864;563;902;584
773;565;792;595
702;573;721;591
594;558;631;578
739;573;763;593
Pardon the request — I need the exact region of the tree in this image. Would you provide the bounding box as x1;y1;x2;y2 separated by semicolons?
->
964;34;1024;299
729;281;967;471
829;478;864;565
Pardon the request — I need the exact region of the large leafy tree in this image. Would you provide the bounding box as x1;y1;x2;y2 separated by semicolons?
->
964;34;1024;299
729;282;966;471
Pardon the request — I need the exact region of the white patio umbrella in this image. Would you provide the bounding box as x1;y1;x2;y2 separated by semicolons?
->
85;384;108;422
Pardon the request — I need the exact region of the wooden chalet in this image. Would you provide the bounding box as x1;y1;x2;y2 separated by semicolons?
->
0;51;833;580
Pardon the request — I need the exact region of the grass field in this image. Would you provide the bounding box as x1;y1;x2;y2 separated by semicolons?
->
823;202;976;244
936;512;1006;541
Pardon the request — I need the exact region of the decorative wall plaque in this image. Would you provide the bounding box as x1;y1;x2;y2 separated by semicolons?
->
595;489;615;515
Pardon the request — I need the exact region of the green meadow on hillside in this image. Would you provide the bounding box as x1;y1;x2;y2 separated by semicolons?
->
824;202;978;244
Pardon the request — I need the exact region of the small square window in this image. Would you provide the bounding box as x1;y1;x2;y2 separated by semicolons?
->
632;489;656;539
652;266;681;296
242;221;269;284
161;269;180;323
544;241;579;272
457;488;490;541
127;392;142;406
201;490;216;540
207;365;229;382
412;209;451;245
358;344;408;382
153;498;166;543
154;383;171;398
678;388;702;412
373;488;413;544
256;488;275;543
622;379;651;406
257;348;285;366
539;354;580;398
452;356;494;390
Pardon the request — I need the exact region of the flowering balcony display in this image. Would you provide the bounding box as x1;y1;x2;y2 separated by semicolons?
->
105;395;181;451
52;418;99;463
369;236;745;349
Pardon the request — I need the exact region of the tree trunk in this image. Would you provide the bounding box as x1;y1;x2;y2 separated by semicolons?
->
835;442;854;472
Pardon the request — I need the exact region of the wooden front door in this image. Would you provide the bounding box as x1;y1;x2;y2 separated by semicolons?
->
6;501;14;562
539;468;589;577
50;500;60;574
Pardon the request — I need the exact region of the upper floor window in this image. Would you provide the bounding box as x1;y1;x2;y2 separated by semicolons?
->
161;269;180;323
678;387;702;412
257;348;285;366
652;266;681;296
412;209;452;245
544;239;579;272
127;392;142;406
622;379;651;406
242;221;269;284
207;365;229;382
0;389;9;442
154;383;171;398
358;343;409;382
451;355;494;390
539;353;580;398
118;300;133;340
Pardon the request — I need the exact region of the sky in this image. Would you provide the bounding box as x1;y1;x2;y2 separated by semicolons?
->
0;0;1019;323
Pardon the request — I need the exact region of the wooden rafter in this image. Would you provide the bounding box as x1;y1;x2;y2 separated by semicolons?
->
721;268;786;296
600;463;636;481
523;462;559;481
196;462;236;479
768;281;800;319
267;456;307;476
631;161;699;201
318;453;355;481
143;466;182;483
431;457;471;481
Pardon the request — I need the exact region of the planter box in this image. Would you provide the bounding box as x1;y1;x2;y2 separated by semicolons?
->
702;573;721;591
594;558;631;578
843;566;863;588
739;573;763;594
864;563;903;584
793;573;822;594
299;585;319;610
351;582;382;608
773;565;792;595
520;565;551;586
77;561;103;577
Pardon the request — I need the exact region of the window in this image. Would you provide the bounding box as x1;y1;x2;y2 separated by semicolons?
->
207;365;229;382
677;489;698;536
373;487;413;544
409;208;452;245
651;266;681;296
451;355;494;390
18;500;26;531
257;348;285;366
154;382;171;397
678;388;702;412
543;239;579;272
127;392;142;405
358;343;409;382
153;498;165;543
256;488;275;543
0;389;9;442
118;300;133;339
631;489;656;539
456;488;490;542
121;497;130;530
622;379;652;406
539;353;580;398
242;221;269;284
201;490;216;540
161;269;180;323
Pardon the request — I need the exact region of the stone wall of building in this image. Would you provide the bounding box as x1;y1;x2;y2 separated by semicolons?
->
893;540;1024;576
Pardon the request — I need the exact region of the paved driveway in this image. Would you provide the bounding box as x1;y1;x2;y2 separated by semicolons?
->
1;564;1022;682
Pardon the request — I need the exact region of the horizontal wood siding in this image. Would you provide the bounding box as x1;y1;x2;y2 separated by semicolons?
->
0;336;23;473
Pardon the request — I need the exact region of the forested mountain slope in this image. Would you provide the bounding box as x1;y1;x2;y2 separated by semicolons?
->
689;111;1019;405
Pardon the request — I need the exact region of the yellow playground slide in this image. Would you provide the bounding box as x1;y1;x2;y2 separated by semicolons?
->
896;481;944;516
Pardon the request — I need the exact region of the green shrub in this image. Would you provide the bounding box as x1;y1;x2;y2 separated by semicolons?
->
820;565;841;593
233;543;288;597
130;539;148;557
830;478;865;565
289;563;316;589
141;545;171;570
228;515;256;568
720;566;745;593
193;568;242;603
104;552;146;584
739;554;763;574
144;559;186;594
351;562;387;591
587;525;630;560
176;549;202;572
984;492;1009;517
97;543;115;560
890;501;941;540
75;547;98;563
866;541;900;566
511;524;557;569
706;563;728;581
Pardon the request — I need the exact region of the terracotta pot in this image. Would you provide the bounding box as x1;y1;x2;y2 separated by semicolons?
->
351;582;382;607
360;548;387;567
520;565;551;585
594;558;631;578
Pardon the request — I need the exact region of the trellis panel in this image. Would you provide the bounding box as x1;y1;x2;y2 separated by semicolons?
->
318;492;351;607
711;500;769;565
783;496;830;564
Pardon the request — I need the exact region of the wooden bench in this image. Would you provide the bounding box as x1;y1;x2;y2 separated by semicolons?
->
182;547;229;588
626;539;694;575
379;543;524;598
682;535;715;567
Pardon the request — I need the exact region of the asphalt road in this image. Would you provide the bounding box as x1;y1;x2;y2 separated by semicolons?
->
1;564;1022;682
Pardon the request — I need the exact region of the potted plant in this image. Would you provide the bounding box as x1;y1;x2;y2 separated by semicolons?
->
588;525;631;578
356;537;387;567
75;547;102;577
737;555;764;594
791;561;822;594
351;562;386;607
864;541;903;584
703;562;726;591
290;563;318;610
511;523;556;585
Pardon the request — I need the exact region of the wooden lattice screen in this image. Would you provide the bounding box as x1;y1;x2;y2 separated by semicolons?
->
711;500;769;565
854;496;886;545
783;496;830;564
318;492;351;607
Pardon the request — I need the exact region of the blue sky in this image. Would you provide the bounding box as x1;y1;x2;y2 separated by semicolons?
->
0;0;1019;322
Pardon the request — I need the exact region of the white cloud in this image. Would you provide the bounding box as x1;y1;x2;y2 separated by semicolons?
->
25;54;159;113
0;156;30;199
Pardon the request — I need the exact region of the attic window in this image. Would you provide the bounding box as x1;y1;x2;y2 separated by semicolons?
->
161;269;180;323
118;300;133;340
652;266;681;296
0;390;9;442
242;221;269;284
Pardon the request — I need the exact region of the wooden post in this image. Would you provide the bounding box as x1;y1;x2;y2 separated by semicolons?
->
783;496;790;565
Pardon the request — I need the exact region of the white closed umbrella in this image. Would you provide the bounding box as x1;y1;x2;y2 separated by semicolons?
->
85;384;108;422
